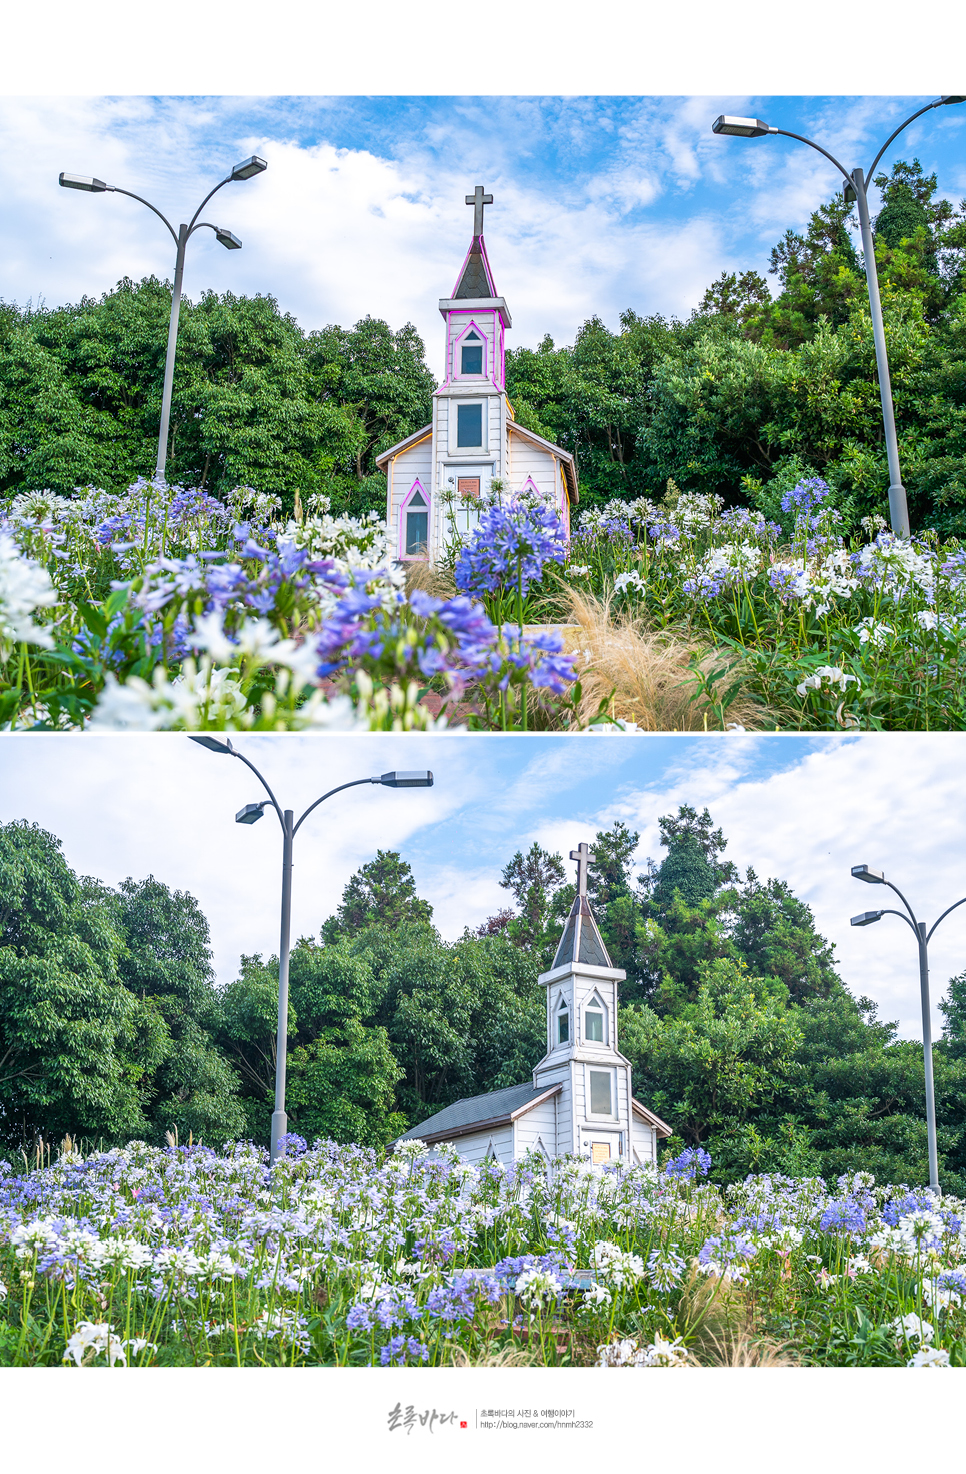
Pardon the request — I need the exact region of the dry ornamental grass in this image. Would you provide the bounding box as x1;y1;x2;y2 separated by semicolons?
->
555;589;782;732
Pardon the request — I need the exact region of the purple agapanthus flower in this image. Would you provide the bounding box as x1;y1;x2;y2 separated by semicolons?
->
819;1200;867;1234
664;1147;712;1180
781;477;831;515
454;499;567;597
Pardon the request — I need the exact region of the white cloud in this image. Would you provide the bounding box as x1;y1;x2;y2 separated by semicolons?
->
0;96;763;378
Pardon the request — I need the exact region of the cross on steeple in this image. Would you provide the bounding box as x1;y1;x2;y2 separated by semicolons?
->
465;185;493;237
570;842;592;899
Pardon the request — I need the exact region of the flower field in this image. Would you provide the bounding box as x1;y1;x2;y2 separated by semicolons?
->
2;474;966;730
1;1136;964;1368
0;482;578;733
560;480;966;730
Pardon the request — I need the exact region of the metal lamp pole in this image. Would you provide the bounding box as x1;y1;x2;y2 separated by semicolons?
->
712;97;966;539
59;155;267;481
850;862;966;1193
189;736;433;1163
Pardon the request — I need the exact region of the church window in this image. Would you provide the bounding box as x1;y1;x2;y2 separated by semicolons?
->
585;1008;604;1042
460;330;484;375
588;1069;613;1116
557;1009;569;1044
457;403;483;447
405;490;428;556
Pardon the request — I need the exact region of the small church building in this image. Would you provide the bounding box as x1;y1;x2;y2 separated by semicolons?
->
395;843;671;1169
376;186;579;566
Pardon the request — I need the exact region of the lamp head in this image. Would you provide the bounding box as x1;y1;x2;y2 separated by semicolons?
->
59;172;108;192
851;911;884;927
378;771;434;788
235;802;267;825
712;115;773;138
188;735;234;754
940;96;966;105
215;227;242;250
231;155;268;181
852;864;885;884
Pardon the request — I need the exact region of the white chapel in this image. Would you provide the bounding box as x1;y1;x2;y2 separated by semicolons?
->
376;186;579;565
395;843;671;1168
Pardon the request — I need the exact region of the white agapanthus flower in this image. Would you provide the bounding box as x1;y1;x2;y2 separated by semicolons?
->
0;530;58;656
613;570;645;596
514;1267;563;1308
63;1320;131;1367
673;491;724;532
565;564;591;578
597;1337;649;1366
579;1283;613;1310
591;1240;646;1288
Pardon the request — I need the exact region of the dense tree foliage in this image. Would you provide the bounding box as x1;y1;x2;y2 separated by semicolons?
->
0;285;434;516
3;812;966;1192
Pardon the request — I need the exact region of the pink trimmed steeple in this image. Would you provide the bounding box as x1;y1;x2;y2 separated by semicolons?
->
452;187;499;297
439;185;510;394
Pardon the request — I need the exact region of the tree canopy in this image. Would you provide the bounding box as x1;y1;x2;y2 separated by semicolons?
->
0;285;434;517
3;814;966;1193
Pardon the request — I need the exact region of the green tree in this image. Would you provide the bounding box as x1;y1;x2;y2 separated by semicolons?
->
113;876;245;1144
0;283;436;516
217;939;403;1147
621;957;803;1166
493;842;567;956
321;850;433;944
0;821;165;1146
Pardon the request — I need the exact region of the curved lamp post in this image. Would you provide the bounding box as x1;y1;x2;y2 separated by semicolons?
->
59;155;267;481
712;98;966;540
189;735;433;1163
850;862;966;1193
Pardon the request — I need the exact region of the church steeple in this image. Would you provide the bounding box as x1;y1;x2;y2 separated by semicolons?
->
452;186;499;298
551;845;612;969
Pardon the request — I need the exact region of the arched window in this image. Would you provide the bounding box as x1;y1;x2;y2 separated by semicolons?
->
584;993;608;1044
400;481;430;559
460;330;483;375
454;321;488;380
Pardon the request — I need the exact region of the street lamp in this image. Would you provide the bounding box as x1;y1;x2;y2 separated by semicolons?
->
188;735;433;1163
849;861;966;1192
712;97;966;539
59;155;267;482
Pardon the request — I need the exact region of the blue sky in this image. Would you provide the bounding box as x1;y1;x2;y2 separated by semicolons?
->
2;731;964;1046
2;94;964;378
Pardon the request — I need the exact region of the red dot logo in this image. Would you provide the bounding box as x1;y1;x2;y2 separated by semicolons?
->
460;1422;468;1429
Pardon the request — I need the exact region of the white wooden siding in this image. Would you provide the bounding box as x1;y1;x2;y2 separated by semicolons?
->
450;1124;514;1167
513;1097;558;1158
508;430;562;507
387;439;433;531
632;1116;657;1166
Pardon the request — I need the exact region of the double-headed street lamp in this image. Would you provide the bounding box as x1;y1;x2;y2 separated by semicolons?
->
59;155;268;482
712;97;966;540
850;863;966;1193
189;735;433;1164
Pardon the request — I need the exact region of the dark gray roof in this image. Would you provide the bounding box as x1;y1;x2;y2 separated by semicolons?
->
454;236;497;299
551;894;612;971
395;1082;559;1143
